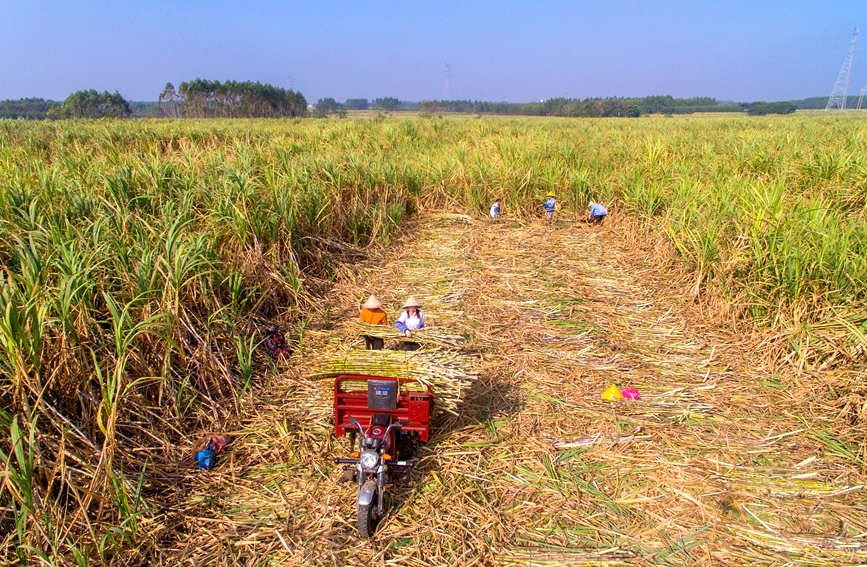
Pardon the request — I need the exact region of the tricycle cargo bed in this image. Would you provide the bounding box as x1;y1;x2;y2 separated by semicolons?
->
334;374;432;442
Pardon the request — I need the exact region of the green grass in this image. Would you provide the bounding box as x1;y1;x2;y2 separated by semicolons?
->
0;113;864;564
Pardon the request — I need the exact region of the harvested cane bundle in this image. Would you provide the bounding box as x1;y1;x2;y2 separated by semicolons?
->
351;322;469;349
308;348;480;416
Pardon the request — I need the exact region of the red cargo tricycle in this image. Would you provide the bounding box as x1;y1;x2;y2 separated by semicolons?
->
333;374;432;537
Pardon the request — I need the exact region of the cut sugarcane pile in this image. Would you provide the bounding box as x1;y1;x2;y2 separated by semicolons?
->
308;347;480;416
350;322;469;348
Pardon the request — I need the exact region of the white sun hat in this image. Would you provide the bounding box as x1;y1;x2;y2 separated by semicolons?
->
361;295;383;310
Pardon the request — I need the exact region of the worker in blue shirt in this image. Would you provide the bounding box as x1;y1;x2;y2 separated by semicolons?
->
588;202;607;224
541;194;556;223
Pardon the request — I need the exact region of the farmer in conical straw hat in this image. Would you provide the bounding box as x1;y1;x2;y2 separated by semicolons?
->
359;294;387;350
541;193;556;224
395;296;425;350
396;296;425;334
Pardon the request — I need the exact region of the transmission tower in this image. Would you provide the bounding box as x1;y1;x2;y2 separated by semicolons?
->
859;86;867;110
825;28;859;110
443;63;452;100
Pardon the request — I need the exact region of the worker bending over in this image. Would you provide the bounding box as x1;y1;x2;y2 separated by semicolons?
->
587;202;607;224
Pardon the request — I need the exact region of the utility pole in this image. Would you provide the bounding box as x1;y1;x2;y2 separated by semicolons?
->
825;28;859;110
858;86;867;110
443;63;452;100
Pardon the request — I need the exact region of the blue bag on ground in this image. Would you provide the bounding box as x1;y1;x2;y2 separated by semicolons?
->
196;447;215;470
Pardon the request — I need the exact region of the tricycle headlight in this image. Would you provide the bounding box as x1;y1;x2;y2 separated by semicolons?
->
360;449;379;471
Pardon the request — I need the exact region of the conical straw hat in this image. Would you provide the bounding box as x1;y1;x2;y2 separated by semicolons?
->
402;296;422;309
361;295;383;310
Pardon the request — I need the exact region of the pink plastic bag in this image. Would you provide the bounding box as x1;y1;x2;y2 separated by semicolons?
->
621;387;640;400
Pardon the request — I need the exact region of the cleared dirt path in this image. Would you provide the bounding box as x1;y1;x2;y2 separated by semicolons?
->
166;213;866;566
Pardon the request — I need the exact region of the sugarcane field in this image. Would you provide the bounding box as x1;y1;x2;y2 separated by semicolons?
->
0;114;866;566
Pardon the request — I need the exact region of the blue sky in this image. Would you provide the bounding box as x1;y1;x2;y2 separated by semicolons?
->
1;0;864;103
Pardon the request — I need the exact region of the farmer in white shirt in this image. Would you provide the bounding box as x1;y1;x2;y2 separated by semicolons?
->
395;296;425;350
395;296;425;335
489;198;501;224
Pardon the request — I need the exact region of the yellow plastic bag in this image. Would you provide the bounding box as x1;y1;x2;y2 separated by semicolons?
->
601;384;623;401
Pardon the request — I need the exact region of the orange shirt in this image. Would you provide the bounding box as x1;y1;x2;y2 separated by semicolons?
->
360;308;387;325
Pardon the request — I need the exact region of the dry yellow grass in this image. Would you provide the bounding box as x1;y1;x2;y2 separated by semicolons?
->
160;212;865;566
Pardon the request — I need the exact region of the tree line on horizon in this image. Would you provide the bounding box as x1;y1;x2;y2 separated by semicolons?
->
0;90;844;120
314;96;402;115
0;80;307;120
316;95;797;118
49;90;132;118
415;96;748;117
158;80;307;118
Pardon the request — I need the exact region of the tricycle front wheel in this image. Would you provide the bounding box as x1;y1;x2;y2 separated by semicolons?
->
357;500;376;538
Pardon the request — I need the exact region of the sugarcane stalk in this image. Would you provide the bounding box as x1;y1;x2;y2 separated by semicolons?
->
351;322;469;348
309;347;479;415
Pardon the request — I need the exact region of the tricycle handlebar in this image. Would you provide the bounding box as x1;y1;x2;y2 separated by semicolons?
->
342;416;366;439
384;421;403;438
